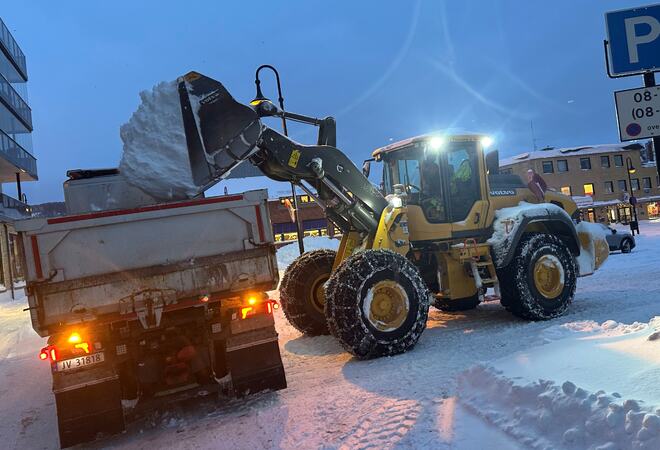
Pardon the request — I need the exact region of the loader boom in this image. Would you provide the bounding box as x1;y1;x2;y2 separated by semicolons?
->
178;72;388;235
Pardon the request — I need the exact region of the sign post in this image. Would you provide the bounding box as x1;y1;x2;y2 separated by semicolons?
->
606;4;660;183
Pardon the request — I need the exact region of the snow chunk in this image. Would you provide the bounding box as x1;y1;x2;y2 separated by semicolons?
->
119;80;198;201
459;365;660;450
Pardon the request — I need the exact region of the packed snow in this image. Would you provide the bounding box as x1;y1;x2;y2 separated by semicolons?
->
3;223;660;449
119;80;198;201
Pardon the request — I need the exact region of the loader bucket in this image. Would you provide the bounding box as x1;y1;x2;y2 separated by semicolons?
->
177;72;262;187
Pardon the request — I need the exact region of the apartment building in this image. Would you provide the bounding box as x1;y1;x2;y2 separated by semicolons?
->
500;143;659;223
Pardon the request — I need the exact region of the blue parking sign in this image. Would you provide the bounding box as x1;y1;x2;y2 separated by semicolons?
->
606;4;660;75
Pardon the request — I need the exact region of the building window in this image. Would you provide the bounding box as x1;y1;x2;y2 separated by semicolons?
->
560;186;572;195
644;177;652;189
604;181;614;193
557;159;568;173
618;179;627;192
601;156;610;168
580;157;591;170
614;155;623;167
632;178;640;191
500;167;512;175
583;183;594;196
542;161;554;173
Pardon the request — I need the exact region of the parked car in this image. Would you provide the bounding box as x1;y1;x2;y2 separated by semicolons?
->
597;223;636;253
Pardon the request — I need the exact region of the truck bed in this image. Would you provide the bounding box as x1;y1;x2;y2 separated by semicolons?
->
15;189;277;336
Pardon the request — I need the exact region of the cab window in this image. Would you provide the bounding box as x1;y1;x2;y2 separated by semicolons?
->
447;144;480;221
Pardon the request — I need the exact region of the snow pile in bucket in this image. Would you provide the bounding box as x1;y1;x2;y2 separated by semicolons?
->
487;202;571;266
276;236;340;271
459;365;660;450
119;80;198;201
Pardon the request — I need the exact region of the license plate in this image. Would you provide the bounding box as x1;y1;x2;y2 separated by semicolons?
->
55;352;105;372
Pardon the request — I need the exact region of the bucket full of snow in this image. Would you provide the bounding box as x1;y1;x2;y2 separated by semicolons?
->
177;71;262;188
119;80;200;201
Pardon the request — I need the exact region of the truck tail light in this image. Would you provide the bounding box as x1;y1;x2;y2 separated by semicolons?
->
39;346;58;362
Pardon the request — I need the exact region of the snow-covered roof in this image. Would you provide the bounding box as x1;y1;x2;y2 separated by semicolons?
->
500;143;645;167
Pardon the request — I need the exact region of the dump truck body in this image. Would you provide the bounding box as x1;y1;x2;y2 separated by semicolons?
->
15;186;286;447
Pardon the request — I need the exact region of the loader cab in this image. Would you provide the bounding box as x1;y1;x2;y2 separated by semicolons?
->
374;134;492;242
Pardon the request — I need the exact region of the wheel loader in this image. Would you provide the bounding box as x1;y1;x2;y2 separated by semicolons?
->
177;71;609;360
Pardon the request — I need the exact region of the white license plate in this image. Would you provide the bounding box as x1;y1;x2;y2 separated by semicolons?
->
56;352;105;372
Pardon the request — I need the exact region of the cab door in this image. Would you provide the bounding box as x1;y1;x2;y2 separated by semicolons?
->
443;140;489;238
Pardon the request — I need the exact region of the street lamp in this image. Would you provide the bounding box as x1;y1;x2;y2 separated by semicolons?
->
626;156;639;235
251;65;305;255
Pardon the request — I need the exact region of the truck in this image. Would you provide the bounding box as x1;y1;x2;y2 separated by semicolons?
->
15;170;286;448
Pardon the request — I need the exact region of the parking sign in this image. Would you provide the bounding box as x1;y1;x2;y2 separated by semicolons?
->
614;85;660;140
606;4;660;75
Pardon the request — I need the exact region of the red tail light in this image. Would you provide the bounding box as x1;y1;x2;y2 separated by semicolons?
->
39;346;58;362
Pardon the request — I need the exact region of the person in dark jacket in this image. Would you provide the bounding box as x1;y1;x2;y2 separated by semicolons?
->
527;169;547;202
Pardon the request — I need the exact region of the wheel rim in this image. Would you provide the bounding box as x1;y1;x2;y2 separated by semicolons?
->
363;280;410;332
310;274;329;314
533;254;565;299
622;241;630;252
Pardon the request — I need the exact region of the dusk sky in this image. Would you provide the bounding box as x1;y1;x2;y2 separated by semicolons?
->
1;1;652;203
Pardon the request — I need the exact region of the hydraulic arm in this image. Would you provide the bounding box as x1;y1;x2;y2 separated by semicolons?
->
178;71;388;235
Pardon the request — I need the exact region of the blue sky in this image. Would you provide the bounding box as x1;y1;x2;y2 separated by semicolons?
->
1;0;652;203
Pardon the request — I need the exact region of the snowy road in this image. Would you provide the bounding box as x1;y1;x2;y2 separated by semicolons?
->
2;224;660;449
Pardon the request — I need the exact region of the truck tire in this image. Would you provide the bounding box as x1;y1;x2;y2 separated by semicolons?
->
621;238;633;253
497;233;576;320
280;249;336;335
432;294;480;311
324;249;430;360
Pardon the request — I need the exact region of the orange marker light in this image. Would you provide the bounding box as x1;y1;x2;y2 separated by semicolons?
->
248;297;257;306
68;332;82;344
241;306;253;319
74;342;90;354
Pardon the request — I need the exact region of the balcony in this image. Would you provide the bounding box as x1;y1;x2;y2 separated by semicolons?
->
0;72;31;132
0;129;37;181
0;18;27;82
0;192;30;219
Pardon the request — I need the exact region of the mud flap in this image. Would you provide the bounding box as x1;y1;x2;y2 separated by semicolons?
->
54;370;124;448
225;328;287;396
177;71;262;187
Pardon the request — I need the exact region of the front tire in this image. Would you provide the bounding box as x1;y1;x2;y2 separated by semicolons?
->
497;233;577;321
621;239;632;253
324;250;430;360
280;249;336;335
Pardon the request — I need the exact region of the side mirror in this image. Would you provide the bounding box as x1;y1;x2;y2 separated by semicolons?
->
485;149;500;175
362;160;371;178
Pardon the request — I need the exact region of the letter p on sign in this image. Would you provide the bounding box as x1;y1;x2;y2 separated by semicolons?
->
625;15;660;63
606;4;660;75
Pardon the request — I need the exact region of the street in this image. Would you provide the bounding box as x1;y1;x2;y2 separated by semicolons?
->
2;222;659;449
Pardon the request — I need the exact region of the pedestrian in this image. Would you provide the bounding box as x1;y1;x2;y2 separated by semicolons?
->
527;169;547;202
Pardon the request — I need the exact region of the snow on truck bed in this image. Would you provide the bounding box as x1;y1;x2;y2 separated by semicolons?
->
3;228;660;449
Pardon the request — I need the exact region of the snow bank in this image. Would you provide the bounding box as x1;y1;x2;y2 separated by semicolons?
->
459;365;660;450
119;80;198;201
276;236;340;271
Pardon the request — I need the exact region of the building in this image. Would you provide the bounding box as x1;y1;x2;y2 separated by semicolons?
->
267;194;335;243
0;17;38;290
500;143;660;224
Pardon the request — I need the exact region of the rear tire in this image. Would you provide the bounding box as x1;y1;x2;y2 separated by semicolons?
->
325;250;430;360
621;239;632;253
280;249;336;335
497;233;576;321
432;294;480;312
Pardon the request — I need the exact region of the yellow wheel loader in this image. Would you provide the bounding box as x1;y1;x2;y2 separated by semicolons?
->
178;71;609;360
